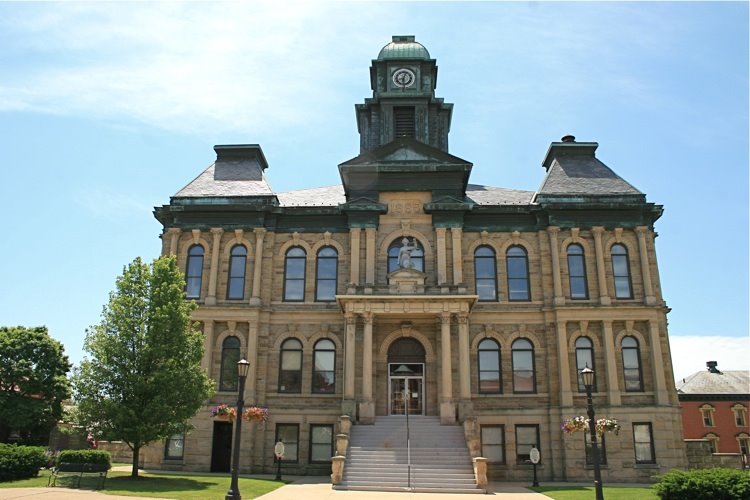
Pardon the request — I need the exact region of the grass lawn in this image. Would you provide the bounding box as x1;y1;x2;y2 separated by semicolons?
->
0;469;284;499
531;485;659;500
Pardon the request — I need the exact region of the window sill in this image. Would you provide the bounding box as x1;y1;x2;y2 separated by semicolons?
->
635;463;659;469
584;464;609;470
163;458;184;464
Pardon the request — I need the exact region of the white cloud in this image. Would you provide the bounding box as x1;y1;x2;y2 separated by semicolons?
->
669;335;750;382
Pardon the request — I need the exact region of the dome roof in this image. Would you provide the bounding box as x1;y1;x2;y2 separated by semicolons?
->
377;35;430;61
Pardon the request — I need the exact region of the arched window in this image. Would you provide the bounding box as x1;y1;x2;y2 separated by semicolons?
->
219;336;241;392
567;244;588;299
315;247;338;301
279;338;303;393
478;338;502;394
737;432;750;456
511;338;535;393
704;433;719;453
621;336;643;391
611;244;633;299
283;247;306;301
227;245;247;300
474;246;497;301
506;246;530;301
312;339;335;393
185;245;204;299
575;337;595;392
388;237;424;273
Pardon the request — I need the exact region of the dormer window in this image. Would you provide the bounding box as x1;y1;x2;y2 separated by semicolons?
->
394;107;415;138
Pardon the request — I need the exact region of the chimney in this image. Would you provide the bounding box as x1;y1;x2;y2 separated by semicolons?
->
706;361;721;373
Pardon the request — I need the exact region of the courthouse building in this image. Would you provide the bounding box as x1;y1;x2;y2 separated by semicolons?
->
152;35;686;483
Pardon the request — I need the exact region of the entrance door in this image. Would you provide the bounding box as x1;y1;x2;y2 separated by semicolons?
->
210;421;233;472
389;363;424;415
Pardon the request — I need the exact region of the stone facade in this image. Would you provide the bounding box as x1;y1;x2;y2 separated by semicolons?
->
149;35;687;482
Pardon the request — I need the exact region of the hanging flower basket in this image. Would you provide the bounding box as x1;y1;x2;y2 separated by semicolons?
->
243;406;270;423
562;416;620;436
210;404;237;422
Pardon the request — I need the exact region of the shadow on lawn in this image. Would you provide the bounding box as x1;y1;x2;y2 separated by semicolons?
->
107;476;214;494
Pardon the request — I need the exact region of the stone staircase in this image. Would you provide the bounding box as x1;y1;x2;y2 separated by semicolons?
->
335;415;484;494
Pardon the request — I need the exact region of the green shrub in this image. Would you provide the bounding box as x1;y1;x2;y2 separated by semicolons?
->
0;443;47;482
654;468;750;500
57;449;111;467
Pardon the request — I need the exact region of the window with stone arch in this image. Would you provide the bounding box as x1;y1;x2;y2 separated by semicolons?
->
227;244;247;300
185;244;204;299
387;237;424;273
315;247;338;301
621;336;644;391
732;404;748;427
283;247;306;301
737;432;750;456
567;243;588;299
312;338;335;394
611;243;633;299
478;338;502;394
219;336;241;392
474;245;497;301
506;245;530;301
575;337;596;392
279;338;303;393
511;338;536;393
704;432;719;453
700;404;716;427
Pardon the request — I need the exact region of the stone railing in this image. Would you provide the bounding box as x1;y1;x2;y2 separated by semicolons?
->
331;415;351;485
463;417;488;489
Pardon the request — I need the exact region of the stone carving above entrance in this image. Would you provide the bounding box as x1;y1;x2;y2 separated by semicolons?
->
387;267;426;294
388;199;423;215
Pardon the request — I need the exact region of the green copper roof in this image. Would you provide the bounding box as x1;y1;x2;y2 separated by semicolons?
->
377;35;430;60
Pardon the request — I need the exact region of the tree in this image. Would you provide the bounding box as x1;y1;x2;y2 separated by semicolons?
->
0;326;71;445
73;256;214;478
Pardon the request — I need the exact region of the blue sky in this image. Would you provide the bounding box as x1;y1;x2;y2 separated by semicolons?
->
0;2;747;381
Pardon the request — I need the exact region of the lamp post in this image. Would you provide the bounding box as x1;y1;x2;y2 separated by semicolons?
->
226;358;251;500
580;366;604;500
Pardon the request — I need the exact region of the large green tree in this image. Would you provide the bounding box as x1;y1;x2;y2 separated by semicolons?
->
73;256;213;478
0;326;71;445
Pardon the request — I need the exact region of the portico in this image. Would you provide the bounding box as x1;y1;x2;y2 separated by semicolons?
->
337;293;476;424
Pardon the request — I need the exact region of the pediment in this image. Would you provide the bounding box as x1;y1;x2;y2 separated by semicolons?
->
339;137;471;168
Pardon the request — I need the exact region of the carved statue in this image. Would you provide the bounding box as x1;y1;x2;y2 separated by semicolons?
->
398;237;417;269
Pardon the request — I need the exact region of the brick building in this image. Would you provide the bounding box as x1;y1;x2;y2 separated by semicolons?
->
677;361;749;458
148;35;686;485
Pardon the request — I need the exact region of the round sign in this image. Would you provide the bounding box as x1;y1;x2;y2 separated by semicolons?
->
274;441;285;459
529;447;541;464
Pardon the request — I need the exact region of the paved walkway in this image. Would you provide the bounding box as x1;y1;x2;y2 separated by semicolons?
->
0;475;551;500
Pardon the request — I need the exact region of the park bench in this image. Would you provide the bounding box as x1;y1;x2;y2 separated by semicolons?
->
47;462;109;489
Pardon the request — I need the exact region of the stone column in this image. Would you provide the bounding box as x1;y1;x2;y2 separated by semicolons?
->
167;228;181;256
251;228;266;303
648;319;669;405
247;320;258;401
556;321;573;407
205;228;224;305
457;314;471;400
436;227;447;285
344;313;356;399
201;320;214;374
451;227;463;285
359;312;375;423
636;226;656;305
365;227;376;285
349;228;361;286
547;226;564;305
601;321;621;406
592;226;611;305
439;313;454;423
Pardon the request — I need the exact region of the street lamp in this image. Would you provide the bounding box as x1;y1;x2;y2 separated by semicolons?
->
580;366;604;500
226;358;251;500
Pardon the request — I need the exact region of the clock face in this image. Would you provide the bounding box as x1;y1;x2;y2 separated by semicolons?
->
392;68;416;88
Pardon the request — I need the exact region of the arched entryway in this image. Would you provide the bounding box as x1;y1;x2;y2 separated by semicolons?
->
387;338;426;415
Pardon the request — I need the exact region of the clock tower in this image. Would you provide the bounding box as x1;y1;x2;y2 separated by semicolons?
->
356;35;453;153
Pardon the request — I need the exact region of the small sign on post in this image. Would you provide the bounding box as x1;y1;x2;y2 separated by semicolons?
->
274;441;285;481
529;446;540;487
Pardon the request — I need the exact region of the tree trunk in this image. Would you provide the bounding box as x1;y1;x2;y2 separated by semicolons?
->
131;445;140;478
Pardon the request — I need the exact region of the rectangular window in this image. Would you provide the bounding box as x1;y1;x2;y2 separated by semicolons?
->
633;422;655;464
515;424;540;464
584;432;607;466
734;407;747;427
309;424;334;463
164;434;184;460
481;425;505;464
275;424;299;463
393;107;415;138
